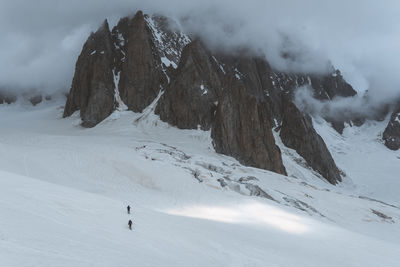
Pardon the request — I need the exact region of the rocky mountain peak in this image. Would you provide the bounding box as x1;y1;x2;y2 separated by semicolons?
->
212;79;287;175
63;17;116;127
280;102;342;184
155;40;223;130
63;10;357;184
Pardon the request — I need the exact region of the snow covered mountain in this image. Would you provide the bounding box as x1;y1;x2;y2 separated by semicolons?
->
63;11;363;185
0;100;400;266
1;9;400;267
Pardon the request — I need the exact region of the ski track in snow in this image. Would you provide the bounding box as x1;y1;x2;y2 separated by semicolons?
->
0;101;399;266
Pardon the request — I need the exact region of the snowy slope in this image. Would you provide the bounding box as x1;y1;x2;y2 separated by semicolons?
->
313;116;400;203
0;100;399;266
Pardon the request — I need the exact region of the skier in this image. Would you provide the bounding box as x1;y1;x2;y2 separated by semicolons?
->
128;220;133;230
127;205;131;214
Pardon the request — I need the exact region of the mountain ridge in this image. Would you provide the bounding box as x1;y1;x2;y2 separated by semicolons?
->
61;10;374;185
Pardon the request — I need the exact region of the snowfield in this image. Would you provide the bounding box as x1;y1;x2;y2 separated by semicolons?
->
0;100;399;266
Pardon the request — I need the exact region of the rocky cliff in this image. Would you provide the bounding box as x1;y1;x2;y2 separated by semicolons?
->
63;20;116;127
280;102;341;184
155;40;223;130
63;11;190;126
383;103;400;150
212;79;287;175
116;11;166;112
63;10;358;184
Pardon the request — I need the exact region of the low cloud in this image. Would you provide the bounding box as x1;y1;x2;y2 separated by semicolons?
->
294;86;395;122
0;0;399;102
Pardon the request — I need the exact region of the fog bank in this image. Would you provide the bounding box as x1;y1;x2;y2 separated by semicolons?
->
1;0;399;102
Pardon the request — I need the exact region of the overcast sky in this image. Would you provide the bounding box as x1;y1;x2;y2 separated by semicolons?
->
1;0;399;102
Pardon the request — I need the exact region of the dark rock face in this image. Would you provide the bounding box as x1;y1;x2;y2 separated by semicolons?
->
212;79;286;175
64;10;353;184
383;104;400;150
155;43;286;174
147;15;191;67
63;20;116;127
327;119;346;134
64;11;189;127
310;70;357;100
0;90;17;104
155;40;347;181
280;70;357;134
155;40;223;130
117;11;167;112
280;102;342;184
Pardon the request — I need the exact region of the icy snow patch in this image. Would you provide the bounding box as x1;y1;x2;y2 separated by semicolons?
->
394;114;400;124
161;57;177;69
200;84;208;95
113;70;127;111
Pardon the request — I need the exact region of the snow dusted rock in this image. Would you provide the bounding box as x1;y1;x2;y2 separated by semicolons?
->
310;70;357;100
63;20;116;127
115;11;190;113
63;10;354;184
280;102;342;184
64;11;190;127
147;15;191;68
155;40;223;130
212;78;287;175
383;104;400;150
288;70;357;134
117;11;168;112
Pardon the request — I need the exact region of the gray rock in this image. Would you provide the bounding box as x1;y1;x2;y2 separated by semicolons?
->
280;102;342;184
63;20;116;127
117;11;167;112
64;11;190;127
62;11;355;185
212;79;287;175
383;104;400;150
155;40;223;130
310;70;357;100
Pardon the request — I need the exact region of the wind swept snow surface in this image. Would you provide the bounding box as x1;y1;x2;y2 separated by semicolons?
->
0;102;399;266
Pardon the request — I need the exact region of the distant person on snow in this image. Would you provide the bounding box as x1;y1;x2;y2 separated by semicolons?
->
127;205;131;214
128;220;133;230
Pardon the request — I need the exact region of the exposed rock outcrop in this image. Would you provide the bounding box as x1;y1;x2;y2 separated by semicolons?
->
280;102;342;184
63;10;354;184
155;41;348;181
63;20;116;127
117;11;167;112
212;80;287;175
155;40;223;130
383;104;400;150
310;70;357;100
64;11;190;127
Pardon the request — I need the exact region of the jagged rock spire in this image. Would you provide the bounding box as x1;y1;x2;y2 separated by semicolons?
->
280;102;342;184
63;11;357;184
63;19;115;127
